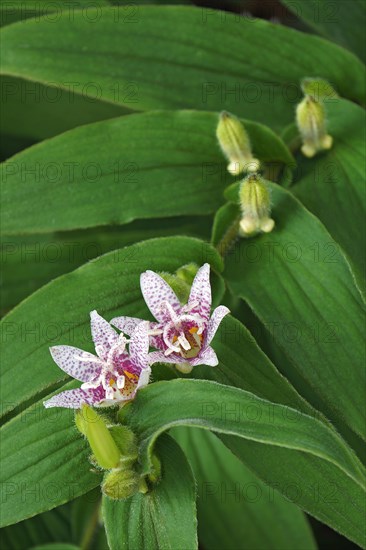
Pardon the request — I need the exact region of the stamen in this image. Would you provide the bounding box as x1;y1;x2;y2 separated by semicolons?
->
117;376;125;389
178;333;191;351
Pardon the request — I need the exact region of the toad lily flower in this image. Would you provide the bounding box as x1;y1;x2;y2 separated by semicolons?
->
43;312;151;409
112;264;229;373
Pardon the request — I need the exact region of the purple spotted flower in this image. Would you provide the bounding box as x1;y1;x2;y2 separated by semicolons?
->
43;311;151;409
112;264;229;373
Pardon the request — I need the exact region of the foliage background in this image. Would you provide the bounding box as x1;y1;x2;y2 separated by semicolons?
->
0;1;365;549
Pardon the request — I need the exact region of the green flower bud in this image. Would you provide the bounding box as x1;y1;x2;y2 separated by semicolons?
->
216;111;260;175
160;272;191;304
175;263;199;286
76;405;121;470
296;95;333;158
301;78;338;102
239;174;274;237
175;361;194;374
102;468;140;500
109;425;138;467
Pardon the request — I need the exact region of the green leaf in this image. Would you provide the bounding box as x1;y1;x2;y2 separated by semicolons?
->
280;0;366;62
195;313;366;547
0;503;72;550
195;315;316;417
1;110;292;235
0;237;223;419
291;99;366;287
220;434;366;549
224;183;366;443
173;427;316;550
102;434;197;550
0;75;130;145
0;0;110;27
30;545;80;550
0;382;102;527
120;378;366;547
1;7;364;129
0;216;212;314
120;378;365;490
71;489;108;550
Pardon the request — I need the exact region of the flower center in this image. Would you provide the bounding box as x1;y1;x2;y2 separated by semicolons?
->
160;302;205;358
80;334;138;401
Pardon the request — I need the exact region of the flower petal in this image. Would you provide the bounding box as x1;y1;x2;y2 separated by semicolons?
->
111;315;143;336
192;346;218;367
43;386;104;409
140;270;181;323
136;366;151;390
206;306;230;345
90;310;119;361
148;350;186;365
129;321;150;370
50;345;102;382
188;263;212;321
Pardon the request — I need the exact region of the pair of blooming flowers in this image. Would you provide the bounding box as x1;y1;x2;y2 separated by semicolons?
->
44;264;229;409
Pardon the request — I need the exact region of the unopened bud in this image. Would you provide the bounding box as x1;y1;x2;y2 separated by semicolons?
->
301;78;338;102
216;111;260;175
239;174;274;237
175;362;194;374
76;405;121;470
102;468;140;500
296;95;333;158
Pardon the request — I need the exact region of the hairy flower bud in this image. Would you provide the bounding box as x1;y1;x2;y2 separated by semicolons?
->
296;95;333;158
239;174;274;237
76;405;121;470
216;111;260;175
102;468;141;500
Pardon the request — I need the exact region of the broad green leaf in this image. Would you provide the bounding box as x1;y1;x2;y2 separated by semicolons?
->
195;315;317;418
198;312;366;547
1;111;293;235
71;489;108;550
280;0;366;62
0;381;102;527
120;379;365;492
30;545;80;550
0;503;72;549
291;99;366;287
220;434;366;549
0;237;223;419
224;183;366;443
120;378;366;547
1;7;365;129
0;75;129;145
0;215;212;314
102;434;197;550
173;427;316;550
0;132;35;162
0;0;110;27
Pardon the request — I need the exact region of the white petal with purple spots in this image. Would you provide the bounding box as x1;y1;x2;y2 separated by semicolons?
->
188;263;212;321
129;321;150;371
191;346;218;367
111;315;143;336
43;386;104;409
90;310;119;361
140;270;181;323
49;346;103;382
206;306;230;345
